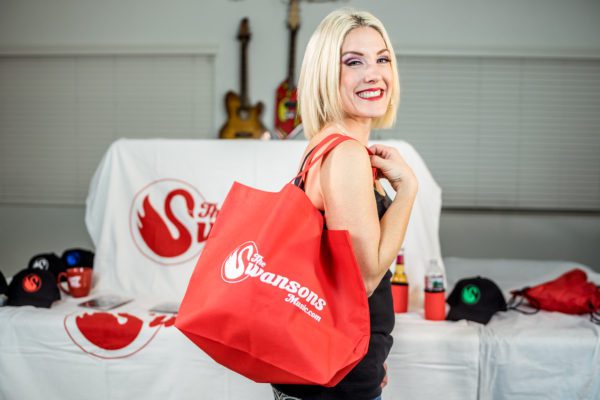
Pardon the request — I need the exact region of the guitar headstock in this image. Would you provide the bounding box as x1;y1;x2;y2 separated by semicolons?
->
237;17;251;44
287;0;300;32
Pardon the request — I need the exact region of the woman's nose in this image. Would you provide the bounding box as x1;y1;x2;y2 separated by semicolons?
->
363;64;380;84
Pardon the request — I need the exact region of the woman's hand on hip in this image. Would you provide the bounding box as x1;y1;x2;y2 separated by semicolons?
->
380;362;388;389
368;144;418;194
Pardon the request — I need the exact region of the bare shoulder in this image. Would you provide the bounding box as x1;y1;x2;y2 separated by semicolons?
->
318;136;378;231
323;140;370;169
319;138;371;183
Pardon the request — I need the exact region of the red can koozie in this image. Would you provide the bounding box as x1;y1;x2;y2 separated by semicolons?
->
424;290;446;321
391;283;408;313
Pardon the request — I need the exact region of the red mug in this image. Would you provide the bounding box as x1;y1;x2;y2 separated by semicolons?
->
57;267;92;298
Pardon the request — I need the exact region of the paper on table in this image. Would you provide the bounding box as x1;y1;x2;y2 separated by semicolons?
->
78;295;133;311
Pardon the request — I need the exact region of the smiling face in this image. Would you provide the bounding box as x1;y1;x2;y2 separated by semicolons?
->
339;27;393;124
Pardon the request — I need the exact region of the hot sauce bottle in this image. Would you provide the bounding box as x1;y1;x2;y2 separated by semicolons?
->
391;250;409;313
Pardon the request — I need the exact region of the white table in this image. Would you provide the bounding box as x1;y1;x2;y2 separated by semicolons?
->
2;257;598;400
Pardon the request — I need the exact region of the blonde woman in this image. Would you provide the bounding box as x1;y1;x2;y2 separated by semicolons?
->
272;8;419;400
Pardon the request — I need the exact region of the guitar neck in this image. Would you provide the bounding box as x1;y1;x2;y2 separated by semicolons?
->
240;41;249;108
287;29;298;87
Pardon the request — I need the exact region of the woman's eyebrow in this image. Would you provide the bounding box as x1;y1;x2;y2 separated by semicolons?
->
341;49;390;57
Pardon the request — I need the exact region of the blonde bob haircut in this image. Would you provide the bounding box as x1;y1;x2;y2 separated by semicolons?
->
298;8;400;139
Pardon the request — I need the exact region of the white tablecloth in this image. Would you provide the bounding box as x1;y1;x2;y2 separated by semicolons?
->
445;257;600;400
84;138;444;306
2;258;598;400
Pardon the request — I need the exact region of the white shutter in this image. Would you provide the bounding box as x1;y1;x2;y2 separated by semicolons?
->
0;53;215;205
388;55;600;211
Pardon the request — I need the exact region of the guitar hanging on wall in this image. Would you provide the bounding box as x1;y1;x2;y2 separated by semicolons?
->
219;18;268;139
274;0;302;139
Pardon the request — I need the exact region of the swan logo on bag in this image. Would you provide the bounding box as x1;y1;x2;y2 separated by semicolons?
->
129;178;220;265
221;242;327;319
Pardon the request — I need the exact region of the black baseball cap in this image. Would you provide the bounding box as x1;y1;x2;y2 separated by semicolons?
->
0;270;8;307
27;253;66;279
7;268;61;308
61;248;95;269
446;276;507;325
0;270;7;295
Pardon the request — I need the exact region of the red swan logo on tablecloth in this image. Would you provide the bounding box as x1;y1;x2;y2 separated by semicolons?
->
129;178;220;265
138;189;194;258
64;311;176;359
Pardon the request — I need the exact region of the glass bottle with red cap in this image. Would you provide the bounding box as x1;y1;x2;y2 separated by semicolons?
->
391;249;409;313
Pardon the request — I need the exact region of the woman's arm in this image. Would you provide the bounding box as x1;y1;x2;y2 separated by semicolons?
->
320;140;418;296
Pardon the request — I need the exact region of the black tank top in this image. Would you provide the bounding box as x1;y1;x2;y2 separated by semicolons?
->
274;147;395;400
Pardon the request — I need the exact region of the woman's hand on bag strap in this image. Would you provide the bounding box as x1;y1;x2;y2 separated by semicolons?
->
368;143;418;195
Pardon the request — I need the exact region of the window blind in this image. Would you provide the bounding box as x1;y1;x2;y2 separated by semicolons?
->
387;55;600;212
2;53;598;211
0;54;214;205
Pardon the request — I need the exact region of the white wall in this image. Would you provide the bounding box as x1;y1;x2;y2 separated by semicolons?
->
440;212;600;269
0;0;599;276
0;205;93;275
2;0;600;135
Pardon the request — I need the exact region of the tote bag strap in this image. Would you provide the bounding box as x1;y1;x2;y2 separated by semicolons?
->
302;133;349;169
590;300;600;324
293;133;343;187
507;288;540;315
292;133;349;184
291;133;376;186
589;285;600;324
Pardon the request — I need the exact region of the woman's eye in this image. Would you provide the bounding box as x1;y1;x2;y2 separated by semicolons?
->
343;57;390;66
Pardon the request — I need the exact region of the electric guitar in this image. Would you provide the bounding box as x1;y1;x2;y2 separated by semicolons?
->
274;0;302;139
219;18;268;139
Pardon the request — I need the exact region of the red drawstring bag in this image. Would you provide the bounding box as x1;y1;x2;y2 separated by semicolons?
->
175;134;372;386
508;268;600;323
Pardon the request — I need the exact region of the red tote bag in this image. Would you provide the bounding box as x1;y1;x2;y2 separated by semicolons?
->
509;268;600;316
509;268;600;324
175;134;371;386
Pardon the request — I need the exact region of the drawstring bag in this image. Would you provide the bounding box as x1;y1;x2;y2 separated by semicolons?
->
508;268;600;324
175;134;372;386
